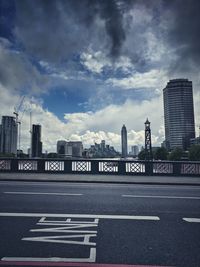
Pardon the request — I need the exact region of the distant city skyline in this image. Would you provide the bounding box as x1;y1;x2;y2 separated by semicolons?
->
0;0;200;152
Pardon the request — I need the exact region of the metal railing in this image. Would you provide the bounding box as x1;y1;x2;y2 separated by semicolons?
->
0;158;200;177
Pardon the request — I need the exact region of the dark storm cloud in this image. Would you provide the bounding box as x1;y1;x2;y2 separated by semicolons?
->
0;38;49;94
166;0;200;72
14;0;130;62
2;0;200;83
97;0;126;57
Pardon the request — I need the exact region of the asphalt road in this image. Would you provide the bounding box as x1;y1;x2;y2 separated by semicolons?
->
0;180;200;267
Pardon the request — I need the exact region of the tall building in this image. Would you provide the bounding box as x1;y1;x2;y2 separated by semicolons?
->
68;141;83;157
57;140;67;156
57;140;83;158
31;124;42;157
0;116;18;155
163;79;195;150
121;124;127;158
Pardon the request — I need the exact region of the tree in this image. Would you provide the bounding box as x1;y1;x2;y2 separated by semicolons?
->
0;152;15;158
154;147;168;160
168;147;183;161
47;153;58;158
138;149;146;160
189;145;200;161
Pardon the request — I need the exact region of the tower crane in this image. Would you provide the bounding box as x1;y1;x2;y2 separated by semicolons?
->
13;95;26;156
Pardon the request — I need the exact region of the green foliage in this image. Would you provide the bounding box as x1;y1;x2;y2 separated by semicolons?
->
138;149;146;160
18;153;29;158
189;145;200;161
47;153;58;158
0;152;15;158
154;147;168;160
168;147;183;161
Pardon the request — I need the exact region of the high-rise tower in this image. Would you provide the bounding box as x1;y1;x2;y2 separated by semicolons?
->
121;124;127;158
163;79;195;151
31;124;42;157
0;116;18;155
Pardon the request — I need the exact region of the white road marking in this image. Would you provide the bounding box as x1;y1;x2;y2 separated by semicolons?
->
22;234;97;246
0;212;160;220
183;218;200;223
30;224;98;233
122;194;200;200
1;247;96;262
4;191;83;196
38;217;99;224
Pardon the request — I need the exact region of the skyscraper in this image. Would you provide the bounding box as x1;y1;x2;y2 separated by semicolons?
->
31;124;42;157
0;116;18;155
121;124;127;158
163;79;195;151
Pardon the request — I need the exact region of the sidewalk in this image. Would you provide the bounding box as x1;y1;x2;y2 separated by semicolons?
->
0;172;200;186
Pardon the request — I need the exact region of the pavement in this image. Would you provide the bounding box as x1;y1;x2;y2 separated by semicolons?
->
0;172;200;186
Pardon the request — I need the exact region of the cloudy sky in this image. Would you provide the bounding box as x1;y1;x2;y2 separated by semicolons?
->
0;0;200;153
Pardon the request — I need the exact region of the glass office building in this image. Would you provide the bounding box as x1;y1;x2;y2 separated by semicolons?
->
163;79;195;150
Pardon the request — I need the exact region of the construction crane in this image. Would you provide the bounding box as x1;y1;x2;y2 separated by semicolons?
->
13;95;26;156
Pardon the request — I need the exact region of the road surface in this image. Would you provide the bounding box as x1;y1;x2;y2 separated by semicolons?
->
0;180;200;267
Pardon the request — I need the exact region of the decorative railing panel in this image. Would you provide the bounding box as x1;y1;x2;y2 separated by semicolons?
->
126;162;145;173
72;161;91;172
18;161;37;171
153;162;173;174
99;161;118;172
0;158;200;177
45;161;64;171
0;160;11;170
181;163;200;175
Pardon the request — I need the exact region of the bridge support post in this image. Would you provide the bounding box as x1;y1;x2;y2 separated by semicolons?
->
91;160;99;174
118;161;126;175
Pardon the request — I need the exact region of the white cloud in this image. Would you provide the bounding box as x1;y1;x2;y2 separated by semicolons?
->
80;50;133;74
0;83;165;153
107;69;168;91
63;97;165;149
2;80;199;154
80;51;108;74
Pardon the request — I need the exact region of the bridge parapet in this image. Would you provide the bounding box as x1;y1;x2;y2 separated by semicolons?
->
0;159;200;177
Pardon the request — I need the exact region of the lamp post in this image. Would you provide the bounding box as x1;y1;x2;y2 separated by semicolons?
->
144;118;153;161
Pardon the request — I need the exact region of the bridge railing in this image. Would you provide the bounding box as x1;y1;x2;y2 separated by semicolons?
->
0;158;200;177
